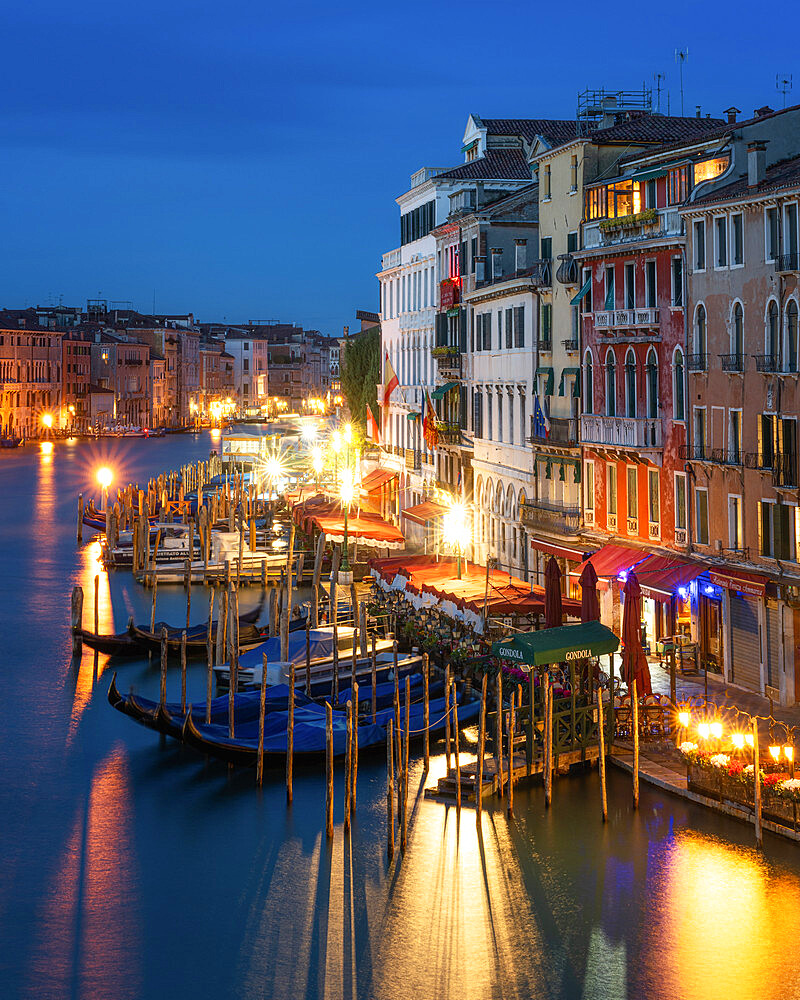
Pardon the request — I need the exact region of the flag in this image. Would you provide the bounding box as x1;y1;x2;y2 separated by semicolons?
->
457;464;463;497
366;404;381;445
533;395;550;439
423;391;439;449
382;351;399;406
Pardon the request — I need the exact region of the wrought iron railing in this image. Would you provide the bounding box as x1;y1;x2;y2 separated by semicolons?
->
720;353;744;372
685;353;708;372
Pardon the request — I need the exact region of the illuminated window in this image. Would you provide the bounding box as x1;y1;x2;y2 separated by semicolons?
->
585;187;607;220
693;158;728;185
668;167;690;205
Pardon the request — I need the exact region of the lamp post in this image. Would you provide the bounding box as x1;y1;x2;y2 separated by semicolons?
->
97;466;113;510
41;412;53;440
340;471;354;572
443;500;470;580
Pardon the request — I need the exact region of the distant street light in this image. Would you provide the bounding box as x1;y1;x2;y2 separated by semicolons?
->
97;466;113;509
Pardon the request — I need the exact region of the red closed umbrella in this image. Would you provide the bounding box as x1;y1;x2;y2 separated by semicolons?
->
544;556;563;629
621;571;652;696
579;561;600;623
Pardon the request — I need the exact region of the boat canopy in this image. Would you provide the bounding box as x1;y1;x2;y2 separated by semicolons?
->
491;621;619;667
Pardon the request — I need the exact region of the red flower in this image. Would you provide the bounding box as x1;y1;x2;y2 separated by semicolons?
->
763;773;783;787
727;762;744;777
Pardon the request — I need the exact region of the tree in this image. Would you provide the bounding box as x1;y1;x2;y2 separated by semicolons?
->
339;325;379;429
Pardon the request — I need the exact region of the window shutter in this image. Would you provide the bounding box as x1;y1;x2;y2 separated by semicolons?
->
758;501;767;556
459;308;467;352
479;232;487;256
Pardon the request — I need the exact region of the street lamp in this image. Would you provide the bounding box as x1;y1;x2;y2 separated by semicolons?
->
312;446;323;491
41;412;53;439
97;466;113;510
442;499;470;579
340;468;354;571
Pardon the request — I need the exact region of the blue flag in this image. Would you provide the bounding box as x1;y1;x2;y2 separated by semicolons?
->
533;395;550;438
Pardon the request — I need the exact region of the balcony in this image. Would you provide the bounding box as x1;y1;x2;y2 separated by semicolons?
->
433;347;461;377
529;415;578;447
562;339;578;353
685;353;708;372
520;499;581;535
538;338;552;352
583;207;682;249
593;308;660;331
555;254;579;285
381;248;401;271
404;448;420;471
435;421;461;445
776;252;800;272
720;353;744;373
580;414;662;451
754;354;778;373
475;259;552;290
775;452;798;488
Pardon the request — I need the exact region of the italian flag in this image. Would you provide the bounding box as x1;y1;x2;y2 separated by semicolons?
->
366;404;381;445
382;351;399;406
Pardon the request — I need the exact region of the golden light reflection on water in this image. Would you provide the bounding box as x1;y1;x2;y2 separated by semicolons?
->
26;745;141;1000
69;540;114;739
662;832;800;1000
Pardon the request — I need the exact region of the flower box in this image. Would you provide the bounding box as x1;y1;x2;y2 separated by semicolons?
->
687;762;799;827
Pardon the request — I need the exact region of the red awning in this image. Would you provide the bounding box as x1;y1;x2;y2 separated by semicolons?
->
530;538;592;562
402;500;447;526
361;468;398;493
709;567;768;597
292;498;404;548
634;554;706;603
571;542;650;581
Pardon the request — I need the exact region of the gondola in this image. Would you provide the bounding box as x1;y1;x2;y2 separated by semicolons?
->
77;624;142;656
127;596;267;656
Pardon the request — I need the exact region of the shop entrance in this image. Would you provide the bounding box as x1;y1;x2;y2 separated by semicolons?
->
699;593;722;674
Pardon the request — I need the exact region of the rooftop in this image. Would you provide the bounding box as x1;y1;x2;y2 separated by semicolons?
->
691;152;800;205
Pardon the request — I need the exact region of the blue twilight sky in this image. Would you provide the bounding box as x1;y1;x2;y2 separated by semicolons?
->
1;0;794;335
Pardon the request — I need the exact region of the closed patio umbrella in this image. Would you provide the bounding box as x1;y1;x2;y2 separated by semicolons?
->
621;571;652;697
544;556;563;629
579;561;600;623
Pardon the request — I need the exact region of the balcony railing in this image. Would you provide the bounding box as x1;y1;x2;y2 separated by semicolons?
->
435;421;461;445
685;353;708;372
593;308;660;331
754;354;779;373
580;414;662;450
405;448;420;471
555;254;579;285
475;259;552;289
520;500;581;535
538;338;552;352
720;353;744;372
529;415;578;447
776;252;800;272
433;348;461;376
562;338;578;352
775;452;798;487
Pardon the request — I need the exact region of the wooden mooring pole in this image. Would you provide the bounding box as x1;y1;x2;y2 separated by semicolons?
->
257;653;267;787
476;673;487;819
286;663;295;803
444;663;452;770
753;717;763;849
507;701;514;817
94;574;99;635
402;676;410;850
305;623;312;695
453;677;461;815
160;628;167;709
632;678;639;809
77;493;83;543
71;585;83;655
371;633;377;722
597;686;608;822
206;590;215;724
495;670;503;798
180;631;187;713
326;702;334;839
352;679;359;807
344;700;353;833
387;718;395;859
423;652;430;772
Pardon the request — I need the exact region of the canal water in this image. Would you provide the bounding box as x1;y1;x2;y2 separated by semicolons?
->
3;433;800;1000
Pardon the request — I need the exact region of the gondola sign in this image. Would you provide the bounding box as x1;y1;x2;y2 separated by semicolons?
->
491;621;620;668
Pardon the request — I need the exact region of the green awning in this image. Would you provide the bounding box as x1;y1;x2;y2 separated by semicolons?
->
535;366;554;396
559;367;581;397
491;621;620;668
407;411;420;421
631;159;689;182
570;277;591;305
431;381;459;400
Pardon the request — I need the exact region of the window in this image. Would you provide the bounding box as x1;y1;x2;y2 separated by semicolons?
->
519;394;526;439
674;349;685;420
759;501;794;559
729;409;741;464
543;164;551;200
767;300;779;359
694;157;728;184
731;213;744;266
484;312;492;351
471;236;478;273
786;301;799;373
695;488;709;545
695;304;707;356
624;349;637;417
586;187;607;220
604;266;615;311
626;466;638;521
645;260;657;308
585;461;595;516
668;166;690;205
540;237;552;261
570;155;578;192
514;306;525;348
732;303;744;356
759;413;776;468
567;231;578;254
583;351;593;413
605;351;617;416
671;257;683;306
243;358;249;372
766;207;779;262
243;342;250;350
607;465;618;517
486;393;493;439
645;179;657;209
785;204;799;259
648;469;660;525
674;473;687;531
715;217;728;267
624;263;635;309
497;391;503;442
581;267;593;313
693;407;706;458
729;495;743;550
473;390;483;437
693;220;706;271
540;303;552;343
646;349;658;418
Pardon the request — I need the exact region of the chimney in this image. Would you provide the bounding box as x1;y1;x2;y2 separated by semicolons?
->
600;95;619;129
475;181;485;208
747;141;767;188
475;255;486;283
755;105;774;118
490;248;503;281
725;106;741;124
695;105;701;118
514;239;528;273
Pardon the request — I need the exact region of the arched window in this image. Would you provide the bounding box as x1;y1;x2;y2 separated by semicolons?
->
767;300;779;360
732;302;744;356
786;300;799;373
583;350;593;414
646;348;659;419
605;351;616;417
695;304;707;358
625;348;637;418
674;349;685;421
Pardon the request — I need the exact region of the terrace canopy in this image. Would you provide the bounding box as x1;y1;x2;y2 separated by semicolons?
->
292;497;405;548
491;621;620;667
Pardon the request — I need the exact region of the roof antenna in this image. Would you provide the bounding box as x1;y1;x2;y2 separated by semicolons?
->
654;72;666;113
675;49;689;115
777;73;793;108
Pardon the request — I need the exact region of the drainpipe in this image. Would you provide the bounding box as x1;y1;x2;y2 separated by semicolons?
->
682;240;693;556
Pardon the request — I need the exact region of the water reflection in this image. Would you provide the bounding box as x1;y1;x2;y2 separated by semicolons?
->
68;540;113;738
25;744;141;1000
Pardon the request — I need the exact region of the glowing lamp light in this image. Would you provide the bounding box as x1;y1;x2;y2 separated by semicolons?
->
40;441;53;455
785;745;795;763
340;470;355;507
731;733;746;750
618;570;628;583
745;733;755;748
302;423;317;443
769;745;781;762
709;721;723;740
97;467;113;489
705;585;716;596
331;431;342;454
41;413;53;429
678;586;689;600
697;723;711;740
343;423;353;444
678;711;690;728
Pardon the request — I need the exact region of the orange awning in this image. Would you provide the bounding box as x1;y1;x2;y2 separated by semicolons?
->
361;468;398;493
401;500;447;526
293;498;404;548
